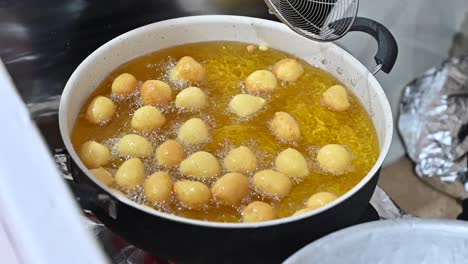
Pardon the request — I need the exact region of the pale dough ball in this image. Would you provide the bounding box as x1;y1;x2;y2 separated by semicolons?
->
117;134;153;158
321;85;351;112
258;44;269;51
144;171;173;203
179;151;220;179
170;56;207;83
275;148;309;179
177;118;209;145
111;73;138;96
316;144;352;174
175;87;208;110
211;173;250;206
85;96;116;124
243;201;276;222
246;45;256;52
155;139;185;167
228;94;266;118
223;146;257;174
90;167;114;186
244;70;278;93
80;141;110;169
269;112;301;142
306;191;338;209
253;170;292;199
140;80;172;106
273;58;304;82
115;158;145;189
131;105;166;132
292;207;312;217
174;180;211;209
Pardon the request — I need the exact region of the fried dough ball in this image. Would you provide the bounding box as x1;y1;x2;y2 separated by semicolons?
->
275;148;309;179
244;70;278;93
253;170;292;199
111;73;138;96
144;171;173;203
177;118;209;145
131;105;166;132
90;167;114;186
155;140;185;167
258;44;269;51
175;86;208;111
179;151;220;179
140;80;172;106
174;180;211;209
316;144;352;174
85;96;116;124
211;173;250;206
115;158;145;189
223;146;257;174
292;207;313;217
243;201;276;222
246;45;256;52
306;192;338;209
80;141;110;169
273;58;304;82
269;112;301;142
228;94;266;118
117;134;152;158
170;56;207;83
321;85;351;112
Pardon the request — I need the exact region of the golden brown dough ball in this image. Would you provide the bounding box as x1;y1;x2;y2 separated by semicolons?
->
223;146;257;174
292;207;312;216
115;158;145;189
321;85;351;112
140;80;172;106
111;73;138;96
269;112;301;142
155;139;185;167
177;118;209;145
90;167;114;186
243;201;276;222
131;105;166;132
170;56;207;83
80;141;110;169
273;58;304;82
275;148;309;179
211;173;250;206
174;180;211;209
306;191;338;209
316;144;352;174
175;87;208;111
85;96;116;125
228;94;266;118
117;134;153;158
253;170;292;199
144;171;173;203
179;151;220;179
244;70;278;93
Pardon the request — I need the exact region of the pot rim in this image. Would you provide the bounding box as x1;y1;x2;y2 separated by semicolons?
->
59;15;393;229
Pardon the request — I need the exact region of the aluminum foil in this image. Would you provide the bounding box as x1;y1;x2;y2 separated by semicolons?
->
398;56;468;189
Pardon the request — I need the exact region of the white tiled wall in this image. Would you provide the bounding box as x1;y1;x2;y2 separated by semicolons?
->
336;0;468;165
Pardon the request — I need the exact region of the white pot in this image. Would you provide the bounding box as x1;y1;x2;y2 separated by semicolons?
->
58;15;394;262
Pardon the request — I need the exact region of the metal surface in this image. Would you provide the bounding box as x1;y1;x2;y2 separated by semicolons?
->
398;56;468;190
265;0;358;42
285;218;468;264
0;0;272;106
